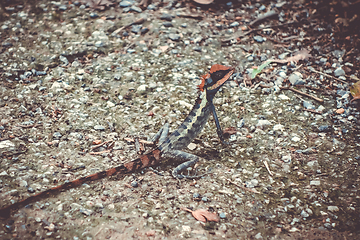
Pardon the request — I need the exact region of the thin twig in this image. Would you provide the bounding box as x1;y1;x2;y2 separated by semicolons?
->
252;82;261;89
17;124;42;128
249;10;278;26
89;150;111;155
107;141;115;150
177;13;203;20
124;137;154;145
221;21;296;43
227;179;260;194
91;140;113;150
139;0;148;7
280;86;324;103
292;63;303;71
1;150;27;157
293;94;306;102
303;109;322;114
111;18;145;36
304;85;321;91
309;68;348;84
281;35;303;41
123;43;135;53
263;161;273;176
135;137;140;152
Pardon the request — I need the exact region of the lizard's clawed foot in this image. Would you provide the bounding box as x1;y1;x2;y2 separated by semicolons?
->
172;170;209;179
172;159;209;179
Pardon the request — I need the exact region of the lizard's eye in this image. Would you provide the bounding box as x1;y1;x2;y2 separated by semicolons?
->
199;64;234;91
210;70;231;83
205;77;213;86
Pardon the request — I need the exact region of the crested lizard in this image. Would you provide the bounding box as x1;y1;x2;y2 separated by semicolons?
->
0;64;235;218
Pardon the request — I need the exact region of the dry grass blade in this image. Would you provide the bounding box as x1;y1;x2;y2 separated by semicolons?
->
124;137;154;145
263;161;273;176
280;87;324;103
227;179;260;194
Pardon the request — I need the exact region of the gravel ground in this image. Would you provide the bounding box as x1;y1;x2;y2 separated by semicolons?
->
0;0;359;239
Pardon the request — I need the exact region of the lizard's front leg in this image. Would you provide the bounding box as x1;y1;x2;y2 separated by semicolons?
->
162;150;206;179
209;103;229;145
151;123;170;145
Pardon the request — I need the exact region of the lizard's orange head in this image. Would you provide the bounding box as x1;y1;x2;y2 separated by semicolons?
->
198;64;234;92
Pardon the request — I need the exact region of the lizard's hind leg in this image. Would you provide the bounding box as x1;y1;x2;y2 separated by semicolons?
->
162;150;207;179
151;123;170;145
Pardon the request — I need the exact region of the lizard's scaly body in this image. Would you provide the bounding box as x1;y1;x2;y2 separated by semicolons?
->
0;64;234;218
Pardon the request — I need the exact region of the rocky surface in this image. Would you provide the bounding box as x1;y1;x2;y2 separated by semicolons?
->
0;0;359;239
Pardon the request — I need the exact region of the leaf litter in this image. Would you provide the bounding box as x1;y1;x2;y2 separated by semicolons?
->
181;207;220;223
350;80;360;103
251;49;312;79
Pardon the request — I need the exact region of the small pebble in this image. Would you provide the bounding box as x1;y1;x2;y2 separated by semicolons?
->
193;193;201;199
169;33;180;41
334;67;345;77
310;180;321;186
160;13;173;21
119;1;132;7
253;36;265;42
53;132;62;139
94;125;105;131
130;180;138;187
327;206;339;212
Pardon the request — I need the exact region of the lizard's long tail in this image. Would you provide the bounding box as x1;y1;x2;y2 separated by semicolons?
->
0;149;162;219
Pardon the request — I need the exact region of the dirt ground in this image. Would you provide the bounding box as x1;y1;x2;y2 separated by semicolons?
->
0;0;359;239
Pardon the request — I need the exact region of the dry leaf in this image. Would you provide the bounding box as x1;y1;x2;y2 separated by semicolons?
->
252;50;310;79
193;0;214;4
93;140;102;145
336;108;345;114
193;209;220;222
181;207;220;223
223;127;237;135
350;80;360;103
270;49;311;64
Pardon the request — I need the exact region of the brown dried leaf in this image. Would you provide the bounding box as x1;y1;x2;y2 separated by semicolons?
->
270;49;311;64
223;127;237;135
193;0;214;4
182;207;220;222
350;80;360;103
193;209;220;222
